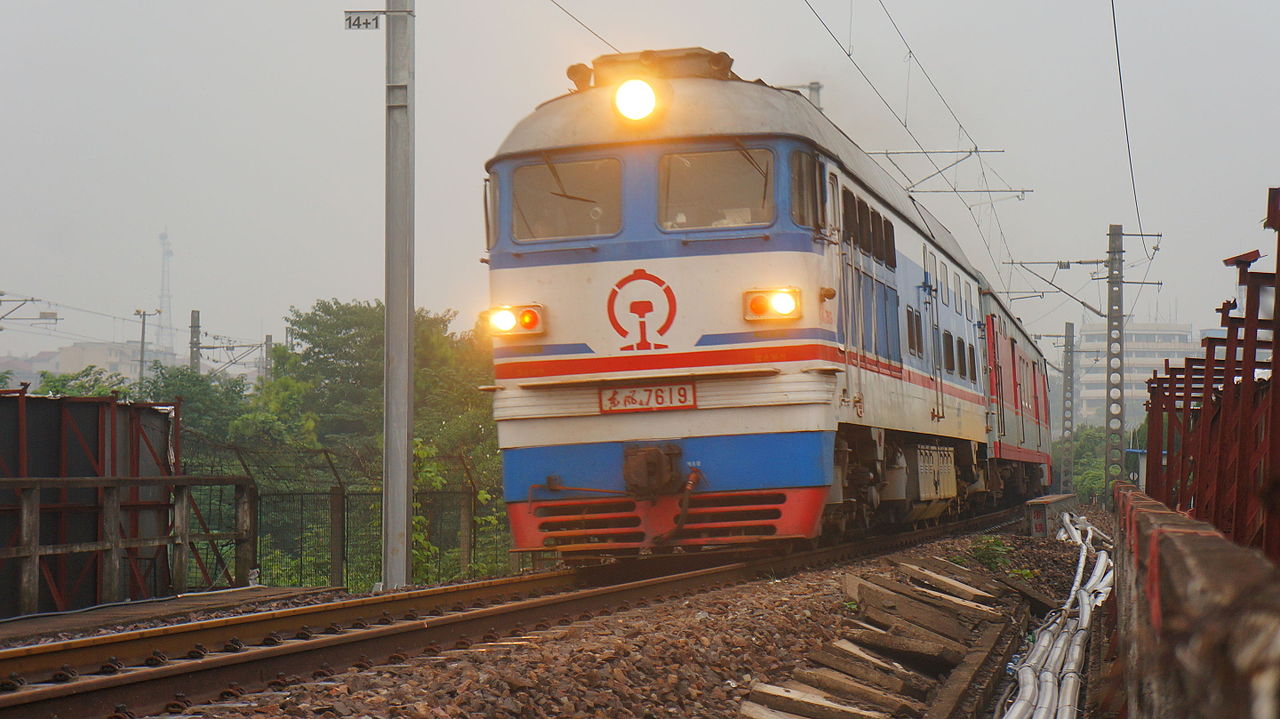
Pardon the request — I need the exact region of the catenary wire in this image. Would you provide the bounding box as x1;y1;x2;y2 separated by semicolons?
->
546;0;620;53
872;0;1020;285
800;0;1012;293
1109;0;1148;257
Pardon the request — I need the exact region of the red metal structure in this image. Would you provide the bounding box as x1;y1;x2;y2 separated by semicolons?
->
1144;190;1280;560
0;387;253;617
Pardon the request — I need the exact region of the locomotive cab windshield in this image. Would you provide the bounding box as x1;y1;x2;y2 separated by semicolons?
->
658;145;774;230
512;155;621;241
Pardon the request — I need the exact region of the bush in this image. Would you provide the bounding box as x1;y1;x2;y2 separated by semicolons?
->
969;535;1010;571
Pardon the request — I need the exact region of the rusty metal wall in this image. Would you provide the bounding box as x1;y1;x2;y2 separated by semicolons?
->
0;391;177;616
1144;197;1280;560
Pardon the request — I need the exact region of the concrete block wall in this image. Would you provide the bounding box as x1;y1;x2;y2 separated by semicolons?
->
1113;482;1280;718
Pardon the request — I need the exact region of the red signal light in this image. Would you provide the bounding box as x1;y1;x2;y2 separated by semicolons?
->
486;303;546;335
743;288;801;321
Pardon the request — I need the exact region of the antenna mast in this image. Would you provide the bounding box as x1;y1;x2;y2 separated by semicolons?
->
158;230;175;356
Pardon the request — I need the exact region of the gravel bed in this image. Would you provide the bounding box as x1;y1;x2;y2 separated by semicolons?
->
187;532;1081;719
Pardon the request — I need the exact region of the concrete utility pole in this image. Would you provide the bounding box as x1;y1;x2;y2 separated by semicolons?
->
382;0;416;588
134;309;161;382
1104;225;1126;485
189;310;201;371
1061;321;1075;492
263;334;274;382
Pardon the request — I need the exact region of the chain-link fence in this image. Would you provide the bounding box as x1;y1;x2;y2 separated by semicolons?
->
182;431;517;591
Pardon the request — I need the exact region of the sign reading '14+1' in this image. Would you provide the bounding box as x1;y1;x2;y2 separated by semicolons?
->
344;11;381;30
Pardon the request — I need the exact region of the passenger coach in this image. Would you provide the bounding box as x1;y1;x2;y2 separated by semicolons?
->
482;48;1050;556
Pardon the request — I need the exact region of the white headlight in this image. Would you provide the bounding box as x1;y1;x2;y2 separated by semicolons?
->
615;79;656;120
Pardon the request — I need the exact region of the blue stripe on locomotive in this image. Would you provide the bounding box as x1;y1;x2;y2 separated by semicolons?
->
503;431;835;502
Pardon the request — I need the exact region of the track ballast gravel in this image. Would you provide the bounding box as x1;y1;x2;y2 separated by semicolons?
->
187;531;1077;719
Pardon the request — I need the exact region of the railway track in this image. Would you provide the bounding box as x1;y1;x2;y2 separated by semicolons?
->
0;506;1021;719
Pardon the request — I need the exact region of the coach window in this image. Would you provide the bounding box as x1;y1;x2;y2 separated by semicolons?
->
905;306;918;356
954;273;962;314
943;331;955;373
512;157;621;241
790;151;819;228
964;281;973;320
883;219;897;269
913;311;924;360
827;175;841;232
956;338;967;378
870;209;886;264
857;198;873;256
659;147;774;230
968;344;978;381
926;251;937;291
861;273;876;351
939;262;950;306
885;286;901;361
841;189;858;247
484;172;499;248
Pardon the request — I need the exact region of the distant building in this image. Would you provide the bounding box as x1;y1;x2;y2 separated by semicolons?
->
59;341;179;380
0;341;178;390
1076;322;1199;428
0;350;59;387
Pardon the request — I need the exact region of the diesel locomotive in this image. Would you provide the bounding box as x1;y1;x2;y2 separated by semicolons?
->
482;48;1051;557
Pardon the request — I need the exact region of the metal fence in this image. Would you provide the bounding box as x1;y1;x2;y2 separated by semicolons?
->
182;431;517;591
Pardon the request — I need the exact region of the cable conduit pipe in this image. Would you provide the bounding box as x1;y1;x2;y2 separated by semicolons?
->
997;512;1114;719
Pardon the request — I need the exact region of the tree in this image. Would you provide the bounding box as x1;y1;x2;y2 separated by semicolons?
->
227;372;319;447
279;299;385;445
134;363;250;441
1052;425;1109;502
37;365;131;397
0;369;12;389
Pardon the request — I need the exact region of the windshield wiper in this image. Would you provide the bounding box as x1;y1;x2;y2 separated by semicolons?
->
541;152;596;204
731;138;771;208
731;138;769;180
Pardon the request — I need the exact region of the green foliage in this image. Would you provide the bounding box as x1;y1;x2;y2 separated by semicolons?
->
1008;568;1039;581
37;365;131;397
234;299;503;589
969;535;1011;571
1052;425;1110;502
0;369;12;388
228;372;318;447
947;555;968;567
135;363;250;441
843;600;860;613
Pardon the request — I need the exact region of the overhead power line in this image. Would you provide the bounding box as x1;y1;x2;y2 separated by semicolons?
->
1109;0;1148;256
801;0;1017;293
1108;1;1160;330
869;0;1025;291
546;0;620;53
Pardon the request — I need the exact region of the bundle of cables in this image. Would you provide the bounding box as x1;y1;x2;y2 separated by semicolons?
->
995;513;1115;719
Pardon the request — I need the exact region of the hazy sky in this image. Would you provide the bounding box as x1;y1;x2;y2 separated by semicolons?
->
3;1;1278;364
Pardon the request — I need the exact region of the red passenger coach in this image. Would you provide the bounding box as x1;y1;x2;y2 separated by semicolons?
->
984;304;1053;472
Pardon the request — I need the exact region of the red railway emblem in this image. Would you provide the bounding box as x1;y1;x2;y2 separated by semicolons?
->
606;269;677;351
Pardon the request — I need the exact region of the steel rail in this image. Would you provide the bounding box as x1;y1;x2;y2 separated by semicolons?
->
0;506;1021;719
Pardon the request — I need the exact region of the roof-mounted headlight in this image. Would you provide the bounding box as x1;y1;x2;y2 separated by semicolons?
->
614;79;656;120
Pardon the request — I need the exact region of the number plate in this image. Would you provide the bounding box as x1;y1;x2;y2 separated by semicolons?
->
344;11;381;29
599;383;696;414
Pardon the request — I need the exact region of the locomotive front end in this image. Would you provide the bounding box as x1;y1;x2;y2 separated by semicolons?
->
485;49;844;556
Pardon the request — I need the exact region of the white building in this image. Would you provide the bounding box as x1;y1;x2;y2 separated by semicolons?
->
1076;322;1199;428
58;341;179;378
